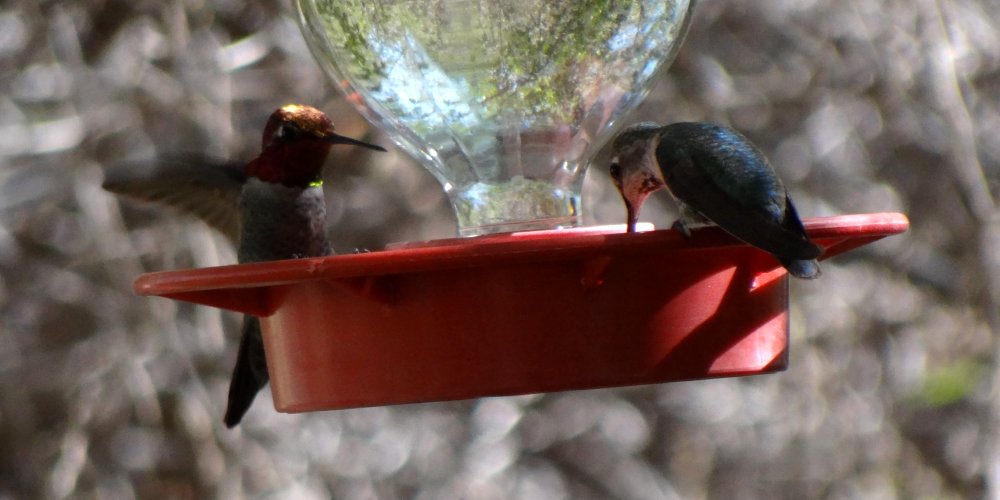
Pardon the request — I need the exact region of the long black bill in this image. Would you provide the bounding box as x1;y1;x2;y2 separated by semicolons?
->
325;132;387;152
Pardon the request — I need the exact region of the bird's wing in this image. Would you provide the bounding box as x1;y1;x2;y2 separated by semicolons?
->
103;154;245;244
657;139;821;260
693;143;787;221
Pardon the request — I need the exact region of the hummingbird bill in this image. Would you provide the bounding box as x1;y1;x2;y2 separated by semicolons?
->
608;122;821;279
104;104;386;427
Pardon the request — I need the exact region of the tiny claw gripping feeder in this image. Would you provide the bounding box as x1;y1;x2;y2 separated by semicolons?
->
135;214;908;412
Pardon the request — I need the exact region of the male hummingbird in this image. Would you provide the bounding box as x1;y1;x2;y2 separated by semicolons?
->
608;122;821;279
104;104;386;426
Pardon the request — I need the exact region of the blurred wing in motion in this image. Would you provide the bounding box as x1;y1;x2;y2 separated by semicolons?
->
103;155;246;244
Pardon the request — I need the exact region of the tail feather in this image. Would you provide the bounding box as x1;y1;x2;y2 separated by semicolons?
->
224;317;269;428
780;257;821;280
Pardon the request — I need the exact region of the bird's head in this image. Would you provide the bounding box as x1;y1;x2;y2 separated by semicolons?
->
609;122;666;233
246;104;386;187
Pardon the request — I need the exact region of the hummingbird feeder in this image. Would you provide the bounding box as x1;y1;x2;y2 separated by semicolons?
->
136;214;908;413
134;2;909;413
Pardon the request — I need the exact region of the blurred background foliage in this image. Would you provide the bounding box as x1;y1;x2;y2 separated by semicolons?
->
1;0;998;498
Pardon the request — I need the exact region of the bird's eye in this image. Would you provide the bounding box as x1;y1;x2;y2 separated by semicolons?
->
277;123;301;141
609;163;622;180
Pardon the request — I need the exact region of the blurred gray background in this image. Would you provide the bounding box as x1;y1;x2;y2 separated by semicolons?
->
2;0;998;498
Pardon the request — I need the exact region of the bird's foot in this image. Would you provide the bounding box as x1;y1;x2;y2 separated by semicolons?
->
671;219;692;238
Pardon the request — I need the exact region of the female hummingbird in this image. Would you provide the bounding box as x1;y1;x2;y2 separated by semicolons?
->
104;104;386;426
608;122;821;279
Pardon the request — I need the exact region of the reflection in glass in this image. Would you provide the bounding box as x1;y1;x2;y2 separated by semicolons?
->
297;0;693;235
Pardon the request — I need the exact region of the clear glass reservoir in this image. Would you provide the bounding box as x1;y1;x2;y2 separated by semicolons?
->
296;0;693;235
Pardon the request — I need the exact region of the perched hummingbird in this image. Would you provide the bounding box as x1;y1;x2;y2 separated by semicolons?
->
104;104;386;426
608;122;821;279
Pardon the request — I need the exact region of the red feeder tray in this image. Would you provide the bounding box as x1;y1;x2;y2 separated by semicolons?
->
135;213;908;413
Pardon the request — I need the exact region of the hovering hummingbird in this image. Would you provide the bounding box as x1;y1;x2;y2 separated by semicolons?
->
608;122;821;279
104;104;387;426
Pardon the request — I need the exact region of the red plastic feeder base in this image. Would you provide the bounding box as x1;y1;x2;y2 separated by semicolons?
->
135;213;908;413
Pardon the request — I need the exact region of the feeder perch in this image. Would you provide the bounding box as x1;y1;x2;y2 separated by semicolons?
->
135;212;908;413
